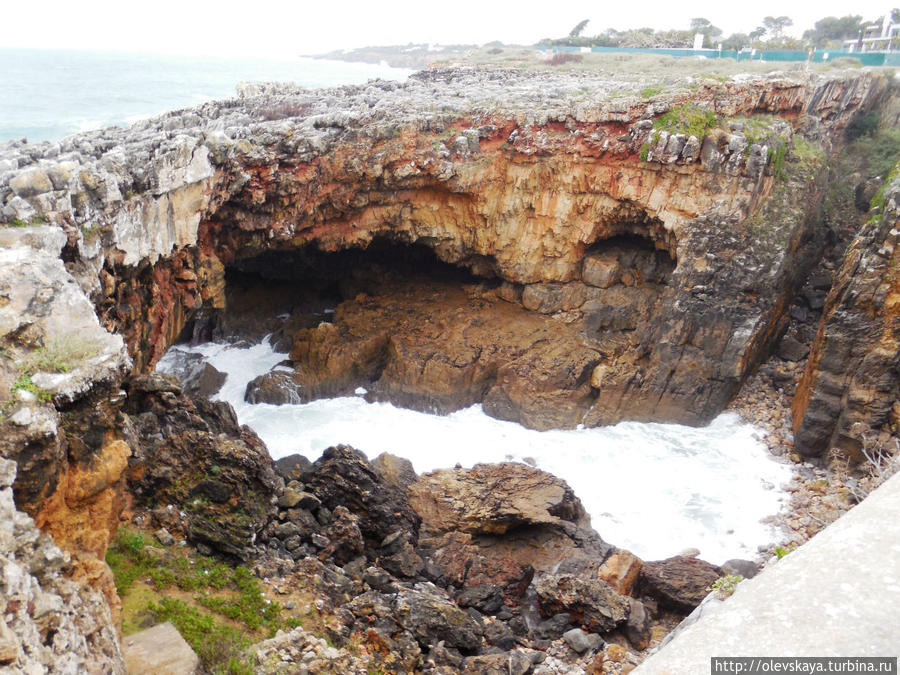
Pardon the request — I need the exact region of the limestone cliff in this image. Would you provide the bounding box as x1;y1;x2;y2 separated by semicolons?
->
0;67;886;430
0;64;893;668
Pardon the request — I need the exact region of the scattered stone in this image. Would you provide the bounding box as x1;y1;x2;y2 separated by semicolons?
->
721;559;760;579
154;528;175;547
777;335;809;362
563;627;604;653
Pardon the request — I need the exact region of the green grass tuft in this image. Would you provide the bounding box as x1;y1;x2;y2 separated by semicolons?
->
639;85;663;98
106;527;302;673
653;104;718;140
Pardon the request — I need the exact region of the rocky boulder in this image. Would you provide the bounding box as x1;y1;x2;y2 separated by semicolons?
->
534;573;630;633
418;531;534;601
301;445;422;550
408;462;588;537
636;555;723;613
344;581;483;654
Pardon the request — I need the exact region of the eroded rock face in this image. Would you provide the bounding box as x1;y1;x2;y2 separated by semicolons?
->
0;458;124;674
793;172;900;458
0;67;885;430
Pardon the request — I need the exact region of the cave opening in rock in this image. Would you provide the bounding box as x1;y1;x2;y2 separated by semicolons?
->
175;237;502;348
581;234;675;289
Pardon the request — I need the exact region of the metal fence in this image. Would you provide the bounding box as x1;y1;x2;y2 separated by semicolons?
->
539;45;900;66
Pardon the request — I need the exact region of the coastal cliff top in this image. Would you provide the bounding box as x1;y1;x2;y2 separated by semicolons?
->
0;64;874;173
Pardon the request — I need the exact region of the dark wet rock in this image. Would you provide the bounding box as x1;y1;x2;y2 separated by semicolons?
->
456;585;505;615
534;573;630;633
245;369;305;404
637;555;723;613
323;505;365;565
722;558;760;579
533;613;572;641
625;597;651;650
190;479;230;504
281;507;320;539
346;582;483;653
363;566;394;591
396;584;483;653
380;540;425;579
483;619;517;650
777;334;809;361
160;350;226;398
273;454;313;483
302;445;421;550
278;486;320;510
125;374;277;559
341;556;367;580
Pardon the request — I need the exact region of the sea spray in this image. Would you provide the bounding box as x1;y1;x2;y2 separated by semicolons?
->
158;340;792;564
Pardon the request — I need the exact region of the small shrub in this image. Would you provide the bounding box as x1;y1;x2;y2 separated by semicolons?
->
774;544;796;559
107;526;302;673
847;112;881;142
547;52;583;66
769;144;788;180
10;375;51;402
640;85;663;98
148;597;250;669
708;574;744;598
653;105;718;140
639;143;650;162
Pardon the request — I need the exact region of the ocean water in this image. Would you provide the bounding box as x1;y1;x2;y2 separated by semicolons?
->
157;340;793;565
0;48;412;143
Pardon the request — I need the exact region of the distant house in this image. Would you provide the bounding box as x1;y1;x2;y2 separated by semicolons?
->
842;15;899;52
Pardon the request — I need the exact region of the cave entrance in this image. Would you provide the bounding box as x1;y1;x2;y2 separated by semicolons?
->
581;234;676;289
174;237;502;349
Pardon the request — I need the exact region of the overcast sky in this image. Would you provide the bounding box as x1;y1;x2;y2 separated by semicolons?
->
1;0;896;57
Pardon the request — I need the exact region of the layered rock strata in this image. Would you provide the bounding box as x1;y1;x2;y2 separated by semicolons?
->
793;167;900;458
0;68;885;431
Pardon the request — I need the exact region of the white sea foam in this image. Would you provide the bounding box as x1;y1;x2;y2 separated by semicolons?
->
158;340;792;564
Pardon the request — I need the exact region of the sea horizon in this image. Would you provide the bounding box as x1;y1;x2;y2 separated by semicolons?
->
0;47;413;144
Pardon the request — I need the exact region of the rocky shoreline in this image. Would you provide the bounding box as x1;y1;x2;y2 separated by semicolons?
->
2;62;900;672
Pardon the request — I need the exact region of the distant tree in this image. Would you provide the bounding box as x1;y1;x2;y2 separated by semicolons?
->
722;33;750;50
690;18;722;38
569;19;590;38
803;15;863;47
762;16;793;39
749;26;766;42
